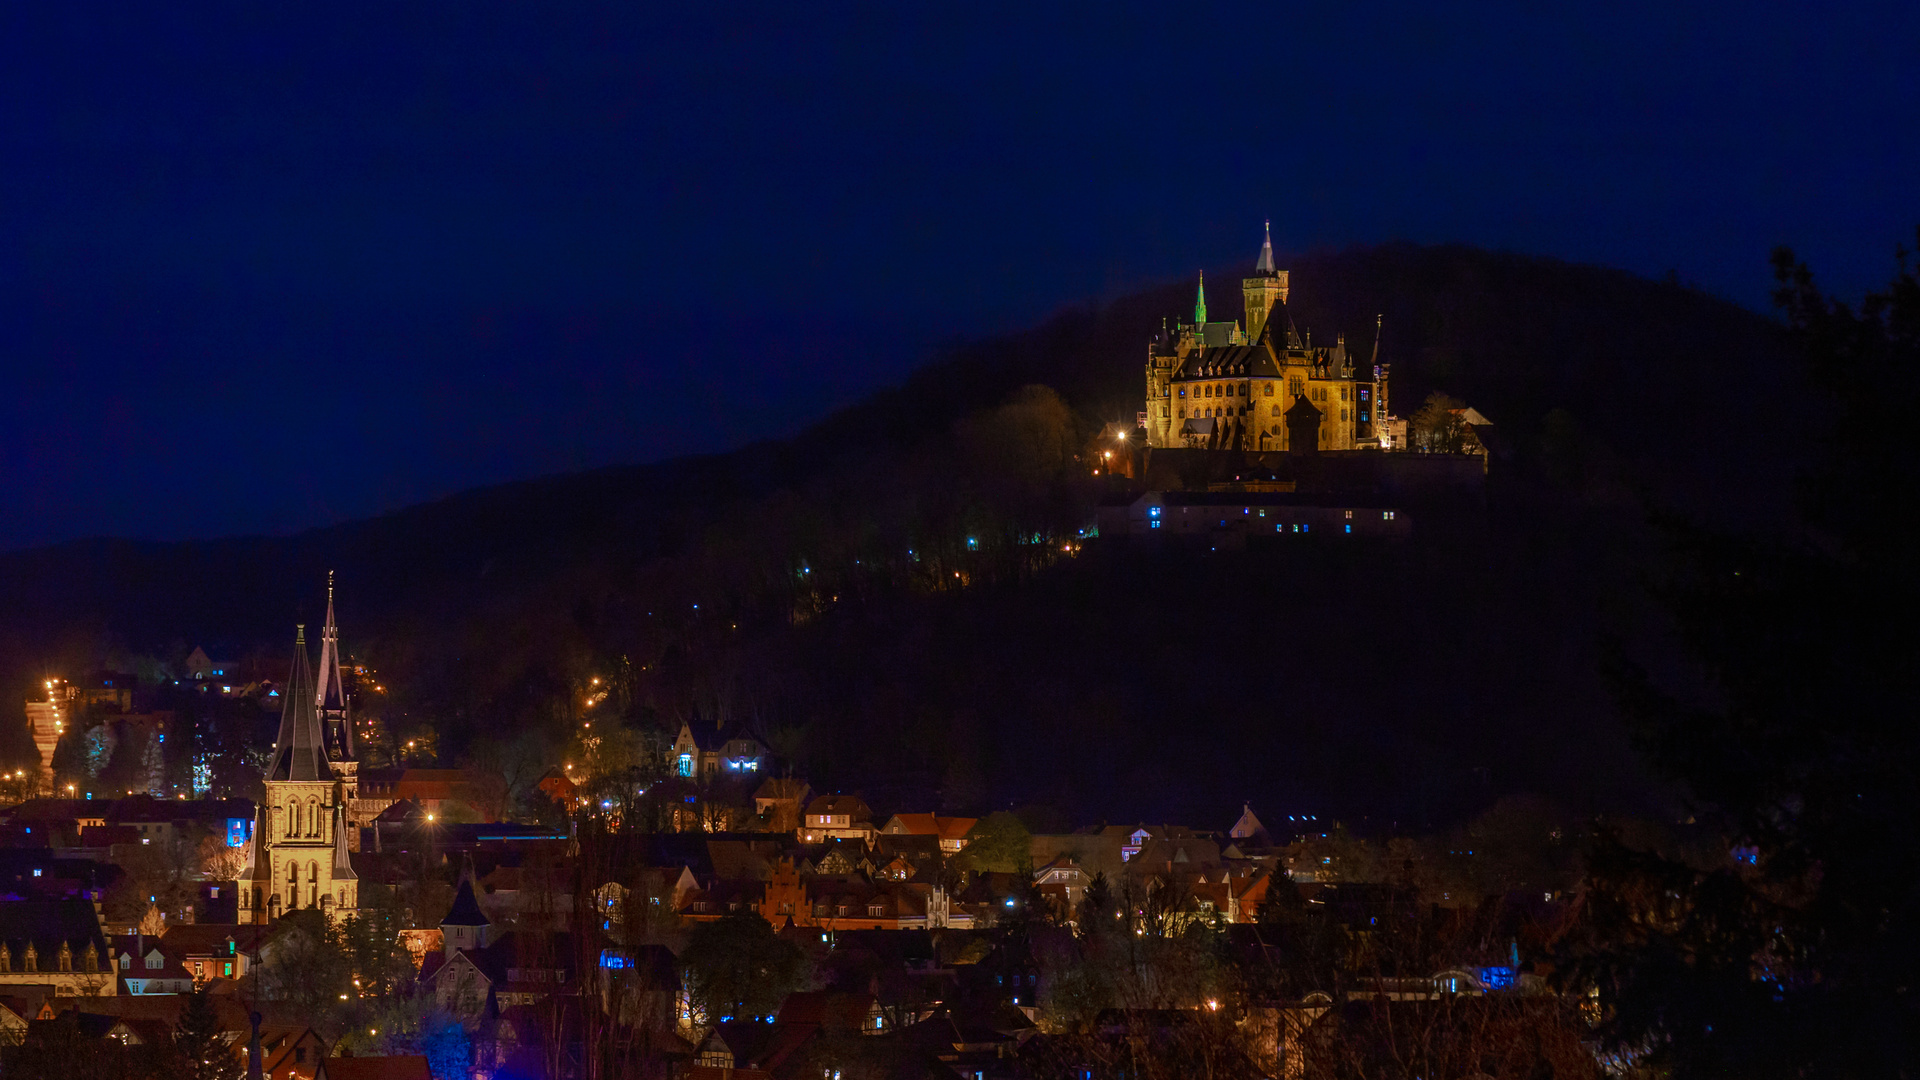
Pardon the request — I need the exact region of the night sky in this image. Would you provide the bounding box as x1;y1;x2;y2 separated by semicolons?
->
3;2;1914;551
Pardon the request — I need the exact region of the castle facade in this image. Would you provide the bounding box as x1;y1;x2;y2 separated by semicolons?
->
1143;225;1388;452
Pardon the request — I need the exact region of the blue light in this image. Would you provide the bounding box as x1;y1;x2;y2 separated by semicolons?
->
966;537;978;550
1004;898;1015;908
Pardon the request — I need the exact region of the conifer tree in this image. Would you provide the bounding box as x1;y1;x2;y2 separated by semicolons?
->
174;987;241;1080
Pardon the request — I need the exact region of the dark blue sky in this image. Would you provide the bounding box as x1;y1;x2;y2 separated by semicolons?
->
3;1;1914;550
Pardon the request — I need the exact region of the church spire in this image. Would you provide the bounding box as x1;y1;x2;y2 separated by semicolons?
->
1256;220;1276;275
266;624;328;782
1194;271;1208;325
315;572;355;762
330;803;357;883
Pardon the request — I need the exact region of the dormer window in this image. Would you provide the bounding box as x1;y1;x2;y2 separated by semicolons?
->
57;942;72;972
0;945;11;973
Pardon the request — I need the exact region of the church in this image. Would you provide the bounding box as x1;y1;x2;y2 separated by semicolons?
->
1142;224;1388;452
239;579;361;924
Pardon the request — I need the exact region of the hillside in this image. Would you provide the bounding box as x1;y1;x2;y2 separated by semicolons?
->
0;243;1797;827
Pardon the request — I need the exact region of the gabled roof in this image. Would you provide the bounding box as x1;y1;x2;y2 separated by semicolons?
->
264;626;328;782
804;795;872;821
1284;395;1323;420
318;1056;432;1080
882;814;977;842
752;778;810;802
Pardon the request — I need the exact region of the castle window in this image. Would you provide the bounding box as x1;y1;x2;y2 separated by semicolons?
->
1177;388;1185;397
1264;382;1274;397
1271;406;1281;416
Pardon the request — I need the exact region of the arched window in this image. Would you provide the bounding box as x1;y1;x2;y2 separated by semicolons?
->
1264;382;1274;397
288;863;301;907
1271;405;1281;416
57;942;71;972
309;861;321;886
307;797;320;837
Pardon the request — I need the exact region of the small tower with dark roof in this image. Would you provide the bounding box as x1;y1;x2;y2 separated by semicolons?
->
441;876;492;954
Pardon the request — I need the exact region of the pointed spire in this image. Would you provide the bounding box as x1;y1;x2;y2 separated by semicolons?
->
1194;271;1208;325
1255;220;1276;275
330;803;357;882
266;625;328;782
1369;313;1383;368
315;573;355;762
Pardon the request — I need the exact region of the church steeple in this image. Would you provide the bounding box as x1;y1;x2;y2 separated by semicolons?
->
266;625;327;782
1194;271;1208;325
1255;220;1276;275
314;572;355;762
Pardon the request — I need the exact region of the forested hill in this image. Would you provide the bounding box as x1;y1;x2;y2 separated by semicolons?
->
0;244;1797;828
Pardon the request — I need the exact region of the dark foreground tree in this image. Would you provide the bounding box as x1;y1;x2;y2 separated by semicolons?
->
174;987;242;1080
678;910;810;1025
1569;233;1920;1078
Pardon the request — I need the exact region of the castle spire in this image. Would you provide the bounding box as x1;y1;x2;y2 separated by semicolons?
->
266;624;328;782
1255;220;1276;275
1194;271;1208;325
315;572;355;762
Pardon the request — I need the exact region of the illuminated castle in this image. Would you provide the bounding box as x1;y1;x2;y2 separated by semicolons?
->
1143;224;1389;452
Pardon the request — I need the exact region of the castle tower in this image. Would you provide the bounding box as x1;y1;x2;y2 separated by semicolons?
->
239;623;356;925
1194;271;1208;325
1243;221;1289;345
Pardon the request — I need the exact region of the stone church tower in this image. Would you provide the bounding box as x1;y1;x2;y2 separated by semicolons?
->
240;601;359;924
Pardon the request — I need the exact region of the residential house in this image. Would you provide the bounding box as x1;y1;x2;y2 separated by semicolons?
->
751;779;810;833
0;898;115;996
881;813;977;854
111;933;193;994
800;795;875;844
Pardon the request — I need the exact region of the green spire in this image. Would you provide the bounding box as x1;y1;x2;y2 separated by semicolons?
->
1194;271;1208;325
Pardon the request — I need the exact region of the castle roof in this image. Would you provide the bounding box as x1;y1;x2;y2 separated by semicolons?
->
1254;220;1278;276
1284;395;1323;420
